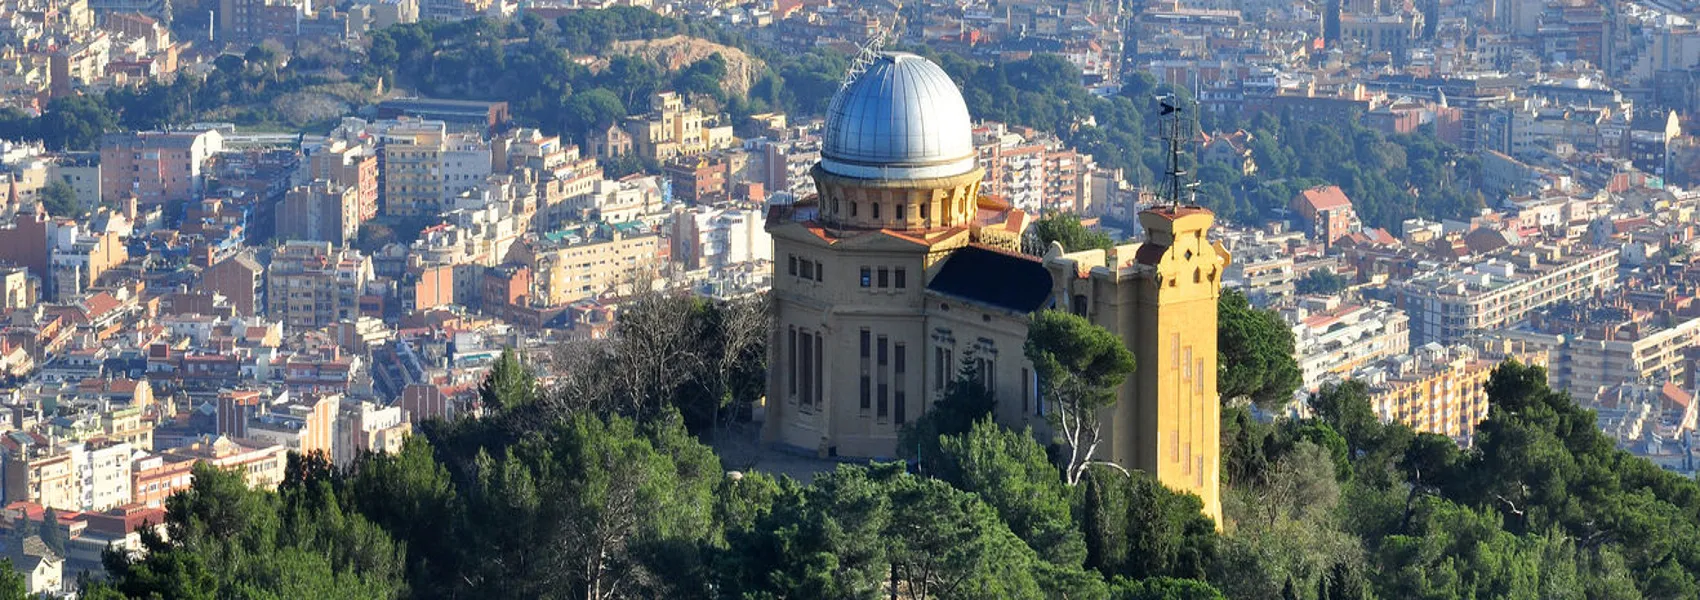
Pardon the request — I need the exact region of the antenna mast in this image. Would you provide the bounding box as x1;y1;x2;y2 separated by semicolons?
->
1156;95;1196;208
1157;93;1198;208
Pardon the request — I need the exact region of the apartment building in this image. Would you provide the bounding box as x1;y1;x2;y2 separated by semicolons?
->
217;0;310;46
671;205;772;270
1344;341;1545;446
130;454;193;507
245;394;338;459
663;155;728;205
159;436;289;490
1221;227;1309;306
264;241;374;330
76;441;132;512
540;175;665;230
333;400;411;467
275;182;361;246
507;222;662;308
1493;303;1700;398
973;122;1096;213
370;118;491;217
624;92;736;162
309;140;379;222
0;437;133;512
98;129;223;206
203;250;264;317
47;222;127;301
1393;244;1620;344
1288;297;1412;391
1;442;76;511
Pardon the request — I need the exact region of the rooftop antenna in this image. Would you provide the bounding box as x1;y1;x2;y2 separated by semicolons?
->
1157;93;1198;208
840;2;903;90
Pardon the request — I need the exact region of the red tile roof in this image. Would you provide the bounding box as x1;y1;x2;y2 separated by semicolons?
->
1295;185;1354;213
1662;382;1692;409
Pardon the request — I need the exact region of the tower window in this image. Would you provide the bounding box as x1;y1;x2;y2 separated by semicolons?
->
851;202;858;217
860;267;872;288
1021;367;1030;414
787;255;797;276
877;335;889;418
872;203;881;219
878;268;889;288
860;329;871;413
895;343;907;425
815;261;824;282
921;203;930;220
895;268;907;289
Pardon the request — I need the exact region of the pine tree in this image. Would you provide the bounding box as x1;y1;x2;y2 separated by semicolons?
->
478;349;535;412
1081;469;1116;575
38;508;64;557
1281;575;1302;600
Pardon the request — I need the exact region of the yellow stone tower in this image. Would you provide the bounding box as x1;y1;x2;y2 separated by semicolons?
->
1043;205;1229;525
1128;206;1229;524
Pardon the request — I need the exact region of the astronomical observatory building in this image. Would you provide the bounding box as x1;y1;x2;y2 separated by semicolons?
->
763;52;1230;522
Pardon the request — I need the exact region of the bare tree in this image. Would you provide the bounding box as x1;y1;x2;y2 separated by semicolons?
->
1025;310;1137;485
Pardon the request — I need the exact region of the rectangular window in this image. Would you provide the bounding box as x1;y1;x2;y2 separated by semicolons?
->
815;335;823;408
1035;371;1046;416
860;329;871;412
877;335;889;418
799;331;813;406
1022;367;1030;414
935;347;947;392
895;343;907;425
895;268;907;289
800;260;814;280
815;261;824;282
861;267;872;288
878;268;889;288
788;327;797;396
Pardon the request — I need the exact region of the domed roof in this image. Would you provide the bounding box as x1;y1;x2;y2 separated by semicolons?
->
820;52;977;180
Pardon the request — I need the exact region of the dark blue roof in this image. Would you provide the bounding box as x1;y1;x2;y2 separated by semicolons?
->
927;246;1053;313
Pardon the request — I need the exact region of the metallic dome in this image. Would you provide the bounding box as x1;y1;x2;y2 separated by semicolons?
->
820;52;977;180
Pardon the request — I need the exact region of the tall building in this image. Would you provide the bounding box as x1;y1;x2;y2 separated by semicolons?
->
1393;245;1620;344
98;129;223;206
217;0;309;46
762;53;1227;523
265;241;373;329
308;140;379;222
275;182;361;245
370;118;491;218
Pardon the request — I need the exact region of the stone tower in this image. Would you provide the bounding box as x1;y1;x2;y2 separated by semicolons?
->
1129;206;1229;524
